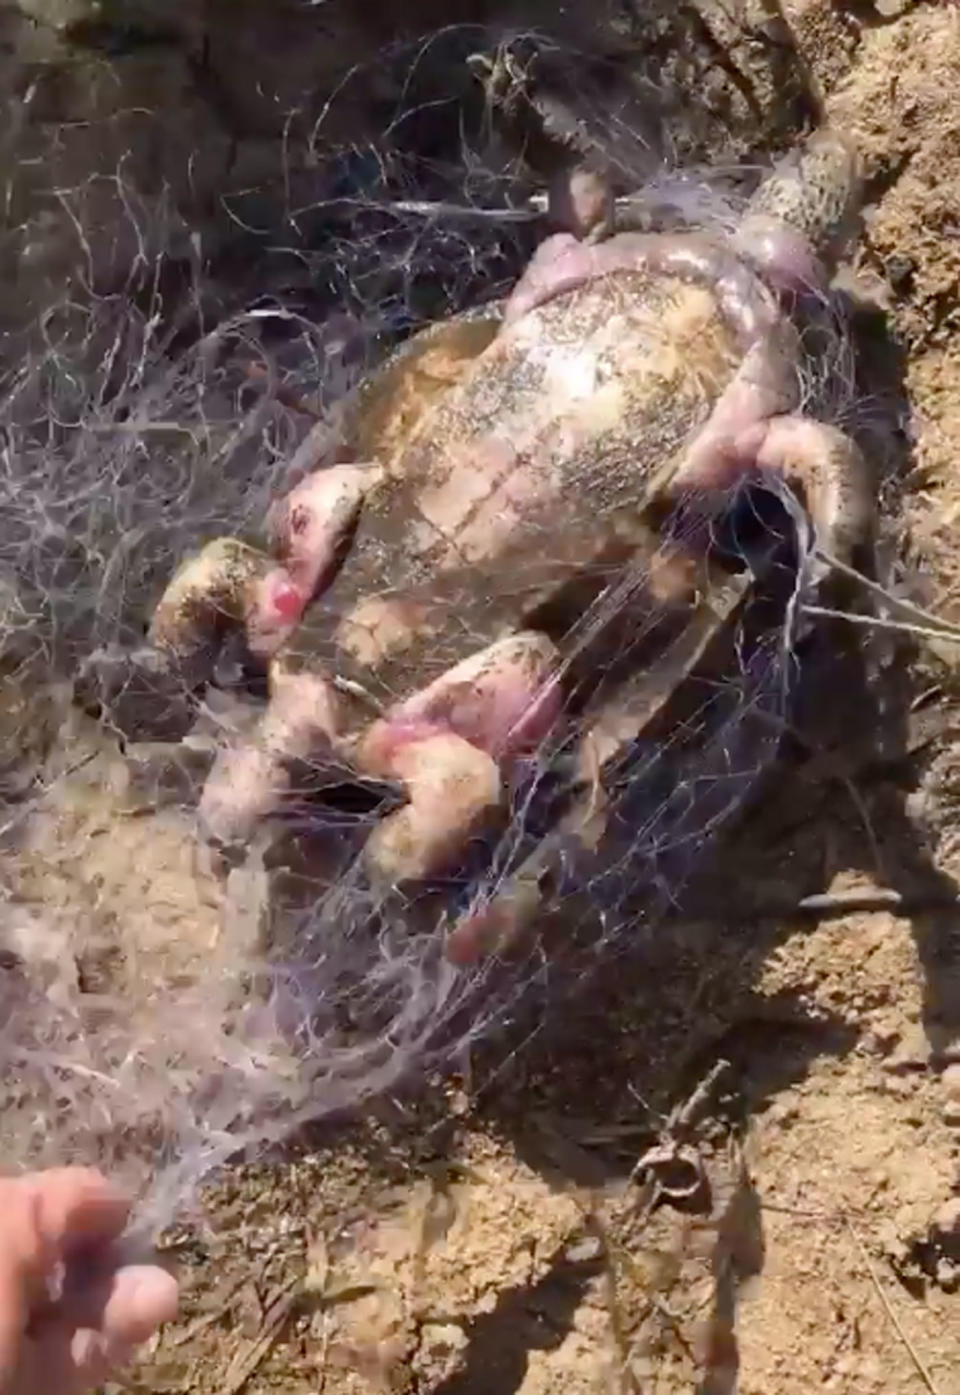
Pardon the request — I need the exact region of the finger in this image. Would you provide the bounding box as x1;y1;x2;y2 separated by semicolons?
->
102;1265;180;1346
11;1169;130;1261
61;1263;179;1349
10;1265;178;1395
0;1169;128;1385
8;1322;115;1395
0;1211;31;1386
69;1327;117;1390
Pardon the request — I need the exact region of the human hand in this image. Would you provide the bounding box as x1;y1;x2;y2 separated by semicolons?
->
0;1167;179;1395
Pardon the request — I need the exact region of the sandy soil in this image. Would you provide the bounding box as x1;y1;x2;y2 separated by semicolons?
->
12;2;960;1392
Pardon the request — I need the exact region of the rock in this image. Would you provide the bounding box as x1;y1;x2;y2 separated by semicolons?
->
415;1322;469;1386
879;1075;916;1099
74;645;199;744
944;1100;960;1129
564;1235;603;1263
942;1063;960;1101
880;1023;932;1073
877;1220;911;1269
932;1200;960;1267
419;1322;467;1355
933;1199;960;1238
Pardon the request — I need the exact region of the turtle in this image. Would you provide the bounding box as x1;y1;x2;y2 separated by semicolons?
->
76;116;875;962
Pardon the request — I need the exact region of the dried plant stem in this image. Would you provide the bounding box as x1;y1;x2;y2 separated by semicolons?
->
844;1218;942;1395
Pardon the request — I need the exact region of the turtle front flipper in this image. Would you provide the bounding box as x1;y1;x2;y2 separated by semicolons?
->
75;459;377;742
75;538;274;741
443;552;756;965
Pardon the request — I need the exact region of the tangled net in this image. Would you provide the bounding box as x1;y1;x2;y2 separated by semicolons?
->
0;25;864;1247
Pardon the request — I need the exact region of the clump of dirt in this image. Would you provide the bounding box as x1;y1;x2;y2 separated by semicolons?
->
9;2;960;1393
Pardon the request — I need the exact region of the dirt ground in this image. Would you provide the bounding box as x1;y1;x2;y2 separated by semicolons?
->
14;1;960;1392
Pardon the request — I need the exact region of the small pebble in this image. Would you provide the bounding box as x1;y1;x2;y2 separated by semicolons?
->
419;1322;468;1356
878;1075;915;1099
879;1226;910;1268
943;1064;960;1102
880;1023;931;1074
932;1198;960;1242
943;1100;960;1128
864;1024;900;1055
565;1235;602;1264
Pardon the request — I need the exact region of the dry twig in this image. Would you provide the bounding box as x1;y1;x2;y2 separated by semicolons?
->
845;1217;942;1395
221;1276;302;1395
630;1059;731;1202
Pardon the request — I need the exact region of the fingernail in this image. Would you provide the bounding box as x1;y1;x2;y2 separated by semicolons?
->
111;1266;180;1339
71;1327;108;1369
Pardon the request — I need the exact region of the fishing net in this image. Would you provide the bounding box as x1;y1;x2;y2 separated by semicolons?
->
0;23;860;1247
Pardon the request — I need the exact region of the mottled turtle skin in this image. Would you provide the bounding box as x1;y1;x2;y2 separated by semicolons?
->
82;125;876;956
